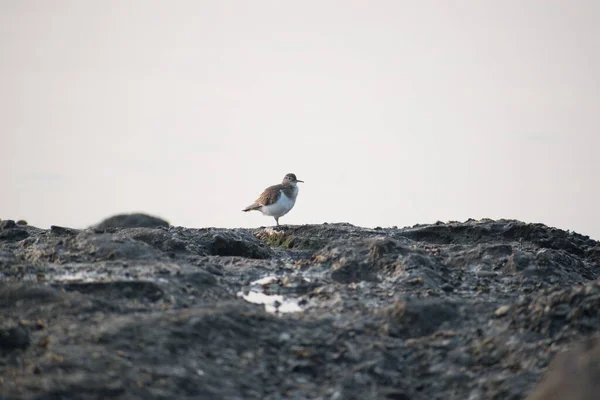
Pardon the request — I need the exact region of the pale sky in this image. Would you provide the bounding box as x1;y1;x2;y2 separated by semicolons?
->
1;1;599;239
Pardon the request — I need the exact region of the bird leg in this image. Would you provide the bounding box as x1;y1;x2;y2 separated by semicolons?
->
275;217;279;226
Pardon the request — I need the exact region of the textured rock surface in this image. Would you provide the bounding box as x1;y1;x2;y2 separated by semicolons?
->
94;213;170;229
0;218;599;399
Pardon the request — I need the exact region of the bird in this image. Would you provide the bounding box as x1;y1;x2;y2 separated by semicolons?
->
242;173;304;226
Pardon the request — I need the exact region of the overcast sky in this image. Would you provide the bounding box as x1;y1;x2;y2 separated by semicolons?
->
1;1;599;239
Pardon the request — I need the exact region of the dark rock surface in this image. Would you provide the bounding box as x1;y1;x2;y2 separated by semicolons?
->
94;213;170;229
0;219;599;399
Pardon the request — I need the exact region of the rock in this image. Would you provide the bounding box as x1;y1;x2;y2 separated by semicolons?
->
118;228;189;255
383;297;460;338
62;281;166;302
0;325;30;353
309;236;447;287
50;225;80;236
0;247;16;267
0;219;29;242
525;338;600;400
475;270;498;278
18;226;272;264
0;218;598;399
0;220;17;229
205;229;272;258
0;285;70;308
119;227;273;259
494;305;511;317
397;219;597;260
310;236;404;282
504;248;595;283
20;231;167;263
253;222;384;250
506;280;600;340
95;213;170;229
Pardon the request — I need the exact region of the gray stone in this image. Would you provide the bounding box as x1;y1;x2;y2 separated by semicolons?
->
95;213;170;229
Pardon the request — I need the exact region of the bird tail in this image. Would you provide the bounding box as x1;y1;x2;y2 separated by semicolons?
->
242;203;261;212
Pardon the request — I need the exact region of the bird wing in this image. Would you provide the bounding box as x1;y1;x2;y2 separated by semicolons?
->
256;184;283;206
242;184;282;211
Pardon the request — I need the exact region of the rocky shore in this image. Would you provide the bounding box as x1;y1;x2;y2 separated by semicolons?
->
1;217;599;399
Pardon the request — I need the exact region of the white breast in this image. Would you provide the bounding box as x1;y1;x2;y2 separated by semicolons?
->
260;189;297;217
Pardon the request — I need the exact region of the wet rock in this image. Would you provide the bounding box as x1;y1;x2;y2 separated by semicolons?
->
19;231;167;263
504;248;595;283
116;228;189;255
0;218;598;399
180;270;218;287
0;220;17;229
311;237;414;282
0;229;30;242
95;213;170;229
0;325;30;353
445;243;513;271
397;219;597;260
494;305;511;317
61;281;166;302
87;303;343;399
505;281;600;340
0;247;16;267
204;229;272;258
253;223;383;250
0;285;82;324
0;219;29;242
383;297;460;338
307;236;450;292
504;249;534;272
0;285;69;308
50;225;80;236
118;227;273;259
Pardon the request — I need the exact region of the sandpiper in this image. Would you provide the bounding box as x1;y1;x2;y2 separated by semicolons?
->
242;173;303;226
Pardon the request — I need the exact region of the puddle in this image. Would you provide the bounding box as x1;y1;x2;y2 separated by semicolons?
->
53;271;141;283
237;290;303;313
52;271;109;283
250;276;279;286
239;275;304;314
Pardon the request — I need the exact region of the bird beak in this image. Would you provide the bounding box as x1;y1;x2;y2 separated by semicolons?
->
296;179;304;183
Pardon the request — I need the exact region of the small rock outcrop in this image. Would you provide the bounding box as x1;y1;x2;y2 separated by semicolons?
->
0;218;598;399
94;213;170;229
